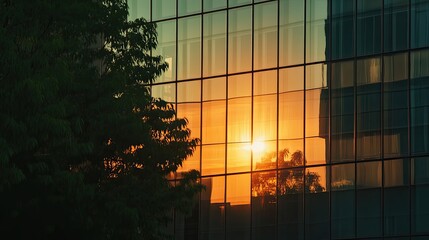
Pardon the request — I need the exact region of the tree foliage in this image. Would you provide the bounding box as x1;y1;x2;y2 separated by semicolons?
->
0;0;201;239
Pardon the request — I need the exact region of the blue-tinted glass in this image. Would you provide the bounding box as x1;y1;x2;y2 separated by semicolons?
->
411;0;429;48
411;49;429;154
357;0;382;56
306;0;328;63
384;53;409;158
412;157;429;234
332;163;355;238
332;0;355;59
331;61;355;162
384;0;409;52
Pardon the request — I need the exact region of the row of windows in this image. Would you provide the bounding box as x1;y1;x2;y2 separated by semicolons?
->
155;50;429;177
172;157;429;240
132;0;429;82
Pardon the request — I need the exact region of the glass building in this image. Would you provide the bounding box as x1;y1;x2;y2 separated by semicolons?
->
129;0;429;239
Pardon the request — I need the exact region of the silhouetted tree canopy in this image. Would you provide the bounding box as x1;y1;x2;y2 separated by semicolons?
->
0;0;201;239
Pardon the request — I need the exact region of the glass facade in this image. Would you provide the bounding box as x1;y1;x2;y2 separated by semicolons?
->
130;0;429;239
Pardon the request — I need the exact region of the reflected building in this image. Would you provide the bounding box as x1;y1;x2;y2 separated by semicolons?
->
129;0;429;239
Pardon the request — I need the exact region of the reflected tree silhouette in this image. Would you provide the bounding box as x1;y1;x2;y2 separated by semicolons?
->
252;148;325;197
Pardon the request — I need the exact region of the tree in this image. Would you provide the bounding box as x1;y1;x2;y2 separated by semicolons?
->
0;0;201;239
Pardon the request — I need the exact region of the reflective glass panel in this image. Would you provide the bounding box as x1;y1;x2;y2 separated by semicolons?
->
278;168;304;239
228;97;251;143
228;73;252;98
278;140;304;168
204;0;227;11
411;157;429;234
279;91;304;140
357;162;382;238
411;49;429;154
357;0;382;56
178;0;201;16
204;12;227;77
254;70;277;95
178;16;201;80
332;163;355;239
384;159;410;236
202;100;226;144
177;102;201;139
252;171;276;240
254;2;278;70
332;0;355;59
384;53;409;158
229;0;251;7
226;173;251;240
357;57;381;160
280;0;304;66
200;176;225;240
306;0;328;63
152;83;176;102
203;77;226;101
253;95;277;141
177;80;201;103
227;142;251;173
279;66;304;93
331;61;355;162
153;0;176;20
229;7;252;73
128;0;150;21
202;144;225;175
384;0;409;52
154;20;176;83
305;166;329;240
253;140;277;171
411;0;429;48
177;146;200;176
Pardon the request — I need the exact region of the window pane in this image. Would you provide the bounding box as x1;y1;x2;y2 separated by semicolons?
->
226;173;251;240
305;64;329;165
178;16;201;80
203;77;226;101
177;103;201;139
332;0;355;59
202;144;225;175
384;53;409;158
278;168;304;239
279;91;304;140
306;0;328;63
357;57;381;160
278;140;304;168
356;161;382;237
357;0;382;56
384;0;409;52
228;97;251;143
384;159;410;236
153;0;176;20
178;0;201;16
229;0;251;8
280;0;304;66
331;163;355;239
331;61;355;162
411;157;429;234
152;83;176;102
279;66;304;93
254;2;278;70
254;70;277;96
227;142;251;173
128;0;150;21
411;49;429;154
229;7;252;73
200;176;225;240
202;100;226;144
154;20;176;83
204;0;227;11
253;95;277;141
411;0;429;48
253;140;277;171
178;80;201;103
204;12;227;77
305;166;329;240
228;73;252;98
177;146;200;176
252;171;277;240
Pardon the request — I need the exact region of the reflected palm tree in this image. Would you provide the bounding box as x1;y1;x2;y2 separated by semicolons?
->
252;148;325;198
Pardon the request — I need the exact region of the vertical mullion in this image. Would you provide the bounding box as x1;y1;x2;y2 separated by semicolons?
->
225;3;229;240
354;0;358;238
275;0;280;239
303;0;307;239
407;0;412;236
380;0;385;237
250;3;255;239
